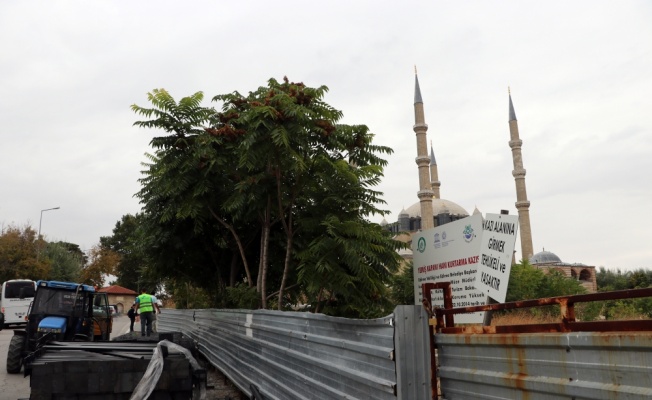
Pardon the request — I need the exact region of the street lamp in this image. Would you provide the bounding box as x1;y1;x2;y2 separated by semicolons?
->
37;206;60;261
38;207;60;239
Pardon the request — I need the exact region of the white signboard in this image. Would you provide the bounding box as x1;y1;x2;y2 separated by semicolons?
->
474;213;519;302
412;214;486;323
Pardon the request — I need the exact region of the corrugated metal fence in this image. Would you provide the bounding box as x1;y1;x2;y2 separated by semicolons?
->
159;296;652;400
158;306;431;400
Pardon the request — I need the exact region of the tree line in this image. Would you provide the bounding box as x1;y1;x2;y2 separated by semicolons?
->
2;221;650;320
0;224;95;284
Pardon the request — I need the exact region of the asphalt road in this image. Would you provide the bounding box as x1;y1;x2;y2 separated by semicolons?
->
0;315;131;400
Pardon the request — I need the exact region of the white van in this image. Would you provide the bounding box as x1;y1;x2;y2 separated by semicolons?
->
1;279;36;327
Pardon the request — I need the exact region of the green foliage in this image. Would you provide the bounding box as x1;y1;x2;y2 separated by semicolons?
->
0;224;49;282
43;242;83;282
168;280;213;309
538;270;587;298
505;259;545;302
638;297;652;318
504;260;590;320
82;245;121;288
601;299;642;320
506;260;586;302
596;267;631;291
99;214;157;292
594;267;652;320
296;216;402;318
225;282;259;309
389;262;415;305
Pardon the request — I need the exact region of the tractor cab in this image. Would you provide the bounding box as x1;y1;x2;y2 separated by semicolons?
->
6;280;113;373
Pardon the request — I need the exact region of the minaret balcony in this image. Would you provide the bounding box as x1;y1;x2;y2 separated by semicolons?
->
512;169;527;178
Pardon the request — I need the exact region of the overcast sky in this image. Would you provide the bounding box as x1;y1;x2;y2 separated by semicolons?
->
1;1;650;272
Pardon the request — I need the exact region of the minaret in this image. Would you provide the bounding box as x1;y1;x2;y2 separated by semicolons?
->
508;89;534;259
429;141;441;199
414;69;434;229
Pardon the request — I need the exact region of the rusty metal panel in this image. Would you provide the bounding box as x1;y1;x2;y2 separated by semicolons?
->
429;287;652;334
436;331;652;400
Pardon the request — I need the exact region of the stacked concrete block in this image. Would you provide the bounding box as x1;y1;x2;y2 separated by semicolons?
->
30;357;192;400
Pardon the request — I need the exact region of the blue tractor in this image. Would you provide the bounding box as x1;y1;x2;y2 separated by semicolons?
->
6;280;113;373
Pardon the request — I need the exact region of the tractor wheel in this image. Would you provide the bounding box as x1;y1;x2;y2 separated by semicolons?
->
6;334;26;374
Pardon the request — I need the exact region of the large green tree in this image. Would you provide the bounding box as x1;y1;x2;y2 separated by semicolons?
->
43;241;84;282
99;214;154;292
80;244;120;288
131;78;404;316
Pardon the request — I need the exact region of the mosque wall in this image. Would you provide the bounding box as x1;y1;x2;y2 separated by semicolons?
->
534;264;598;293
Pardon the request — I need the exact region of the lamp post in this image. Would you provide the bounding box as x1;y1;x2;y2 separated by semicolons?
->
37;206;60;261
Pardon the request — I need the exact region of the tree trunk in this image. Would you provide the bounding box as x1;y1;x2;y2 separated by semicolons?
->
259;196;272;309
208;206;253;287
256;232;264;292
277;234;293;310
275;164;296;310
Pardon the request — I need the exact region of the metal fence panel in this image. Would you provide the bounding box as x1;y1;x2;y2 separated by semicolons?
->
394;306;431;400
436;331;652;400
159;308;397;400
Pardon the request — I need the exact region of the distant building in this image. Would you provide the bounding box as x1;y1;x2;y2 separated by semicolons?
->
383;72;597;292
97;285;138;314
530;250;597;293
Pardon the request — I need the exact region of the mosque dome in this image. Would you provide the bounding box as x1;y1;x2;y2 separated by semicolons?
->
404;199;469;218
530;250;562;264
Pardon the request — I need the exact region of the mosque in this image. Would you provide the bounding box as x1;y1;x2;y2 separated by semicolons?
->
382;73;597;293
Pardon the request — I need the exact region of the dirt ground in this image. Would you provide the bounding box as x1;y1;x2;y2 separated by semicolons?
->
198;355;246;400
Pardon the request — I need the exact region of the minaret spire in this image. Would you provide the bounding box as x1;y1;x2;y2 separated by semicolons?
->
429;141;441;199
414;68;423;104
414;69;434;229
509;86;517;122
508;89;534;259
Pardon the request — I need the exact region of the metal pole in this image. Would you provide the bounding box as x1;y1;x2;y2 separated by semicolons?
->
36;206;60;262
